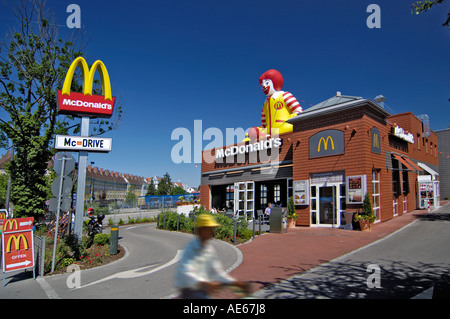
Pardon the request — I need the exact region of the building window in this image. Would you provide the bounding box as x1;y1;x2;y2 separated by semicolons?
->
372;170;381;221
225;184;234;209
274;184;281;203
260;184;267;207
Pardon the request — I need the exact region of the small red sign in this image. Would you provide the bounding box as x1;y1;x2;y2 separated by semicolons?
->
2;217;34;273
57;91;115;118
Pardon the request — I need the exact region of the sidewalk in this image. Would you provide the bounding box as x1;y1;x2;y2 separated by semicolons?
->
228;202;449;296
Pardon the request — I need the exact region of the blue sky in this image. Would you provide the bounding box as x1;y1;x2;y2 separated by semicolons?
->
0;0;449;188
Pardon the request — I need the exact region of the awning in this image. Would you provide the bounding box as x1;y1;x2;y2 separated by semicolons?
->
402;157;423;172
417;162;439;176
392;153;416;171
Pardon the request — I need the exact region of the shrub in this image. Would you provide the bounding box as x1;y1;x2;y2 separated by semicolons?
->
93;233;110;246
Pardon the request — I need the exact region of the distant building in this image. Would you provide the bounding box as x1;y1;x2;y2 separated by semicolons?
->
436;127;450;199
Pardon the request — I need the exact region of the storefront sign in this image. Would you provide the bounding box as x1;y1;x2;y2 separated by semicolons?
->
2;217;34;273
309;130;344;158
392;126;414;144
215;137;282;159
57;57;116;118
55;135;112;153
346;175;367;204
371;127;381;154
293;180;309;205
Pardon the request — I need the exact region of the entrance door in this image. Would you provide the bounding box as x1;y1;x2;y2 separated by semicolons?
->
319;186;337;225
234;181;254;219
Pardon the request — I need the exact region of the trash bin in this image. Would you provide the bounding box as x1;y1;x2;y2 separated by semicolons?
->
269;207;287;233
110;224;119;255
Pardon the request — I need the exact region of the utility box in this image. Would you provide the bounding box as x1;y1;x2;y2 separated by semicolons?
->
110;225;119;255
269;207;287;233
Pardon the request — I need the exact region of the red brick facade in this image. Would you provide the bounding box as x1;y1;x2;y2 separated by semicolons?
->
200;97;439;227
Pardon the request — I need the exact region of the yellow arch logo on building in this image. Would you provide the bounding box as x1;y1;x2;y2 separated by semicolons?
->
6;234;29;253
61;57;113;101
318;136;335;152
373;133;379;148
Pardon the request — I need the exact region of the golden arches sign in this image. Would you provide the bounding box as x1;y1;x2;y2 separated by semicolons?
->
373;133;379;148
6;234;29;253
318;136;335;152
3;219;18;232
61;57;113;101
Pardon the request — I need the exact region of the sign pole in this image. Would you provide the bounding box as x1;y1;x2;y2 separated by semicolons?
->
74;117;89;242
51;155;66;273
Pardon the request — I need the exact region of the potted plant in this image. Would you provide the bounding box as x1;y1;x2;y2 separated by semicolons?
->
354;193;376;231
287;196;298;228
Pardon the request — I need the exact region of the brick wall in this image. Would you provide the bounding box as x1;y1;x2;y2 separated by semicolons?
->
200;104;439;227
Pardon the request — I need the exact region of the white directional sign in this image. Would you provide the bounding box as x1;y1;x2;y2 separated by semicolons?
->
55;135;112;153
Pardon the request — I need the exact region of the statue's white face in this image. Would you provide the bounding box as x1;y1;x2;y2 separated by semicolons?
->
261;79;275;96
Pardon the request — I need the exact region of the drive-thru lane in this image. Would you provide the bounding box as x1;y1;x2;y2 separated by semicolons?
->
6;223;241;299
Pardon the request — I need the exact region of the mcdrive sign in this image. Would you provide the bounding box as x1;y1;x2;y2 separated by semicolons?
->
57;57;116;118
2;217;34;273
55;135;112;153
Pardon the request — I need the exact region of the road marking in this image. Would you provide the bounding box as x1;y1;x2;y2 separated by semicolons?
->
37;277;61;299
76;249;183;289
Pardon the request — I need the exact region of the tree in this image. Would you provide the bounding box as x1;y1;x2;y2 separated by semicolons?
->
125;186;137;206
411;0;450;28
146;179;157;196
171;186;187;195
157;172;173;196
0;1;122;218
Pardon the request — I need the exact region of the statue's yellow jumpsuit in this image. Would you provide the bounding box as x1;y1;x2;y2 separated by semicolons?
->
259;90;302;136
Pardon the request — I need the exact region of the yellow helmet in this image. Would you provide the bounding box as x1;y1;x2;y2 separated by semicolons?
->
196;214;220;228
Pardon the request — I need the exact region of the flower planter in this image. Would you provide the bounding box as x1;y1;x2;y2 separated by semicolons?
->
176;204;199;216
358;220;371;231
287;218;296;228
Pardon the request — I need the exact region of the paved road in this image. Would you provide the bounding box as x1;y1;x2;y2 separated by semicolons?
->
254;205;450;299
0;223;241;299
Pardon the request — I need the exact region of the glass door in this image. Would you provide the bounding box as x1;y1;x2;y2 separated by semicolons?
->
234;181;254;219
319;186;337;225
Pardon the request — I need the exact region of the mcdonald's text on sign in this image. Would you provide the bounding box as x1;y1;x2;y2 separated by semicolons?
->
55;135;112;153
57;57;115;118
2;217;34;273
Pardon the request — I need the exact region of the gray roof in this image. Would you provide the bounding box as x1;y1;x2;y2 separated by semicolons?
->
287;92;391;124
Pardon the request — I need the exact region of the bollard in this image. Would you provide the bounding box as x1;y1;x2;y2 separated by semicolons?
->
252;215;255;239
110;224;119;255
233;216;237;244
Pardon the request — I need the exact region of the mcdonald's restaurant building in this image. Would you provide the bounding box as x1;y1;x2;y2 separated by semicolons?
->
199;93;440;227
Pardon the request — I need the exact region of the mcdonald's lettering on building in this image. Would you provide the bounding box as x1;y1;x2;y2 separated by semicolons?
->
57;57;116;118
200;92;440;228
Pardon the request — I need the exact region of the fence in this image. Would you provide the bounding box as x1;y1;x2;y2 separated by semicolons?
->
156;210;270;245
138;193;200;210
33;234;46;277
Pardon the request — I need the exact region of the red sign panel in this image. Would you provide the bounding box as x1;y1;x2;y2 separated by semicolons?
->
2;217;34;273
57;91;115;118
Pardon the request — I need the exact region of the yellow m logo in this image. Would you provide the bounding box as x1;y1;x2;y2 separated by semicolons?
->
6;234;29;253
318;136;335;152
373;133;379;148
3;219;18;232
61;57;113;101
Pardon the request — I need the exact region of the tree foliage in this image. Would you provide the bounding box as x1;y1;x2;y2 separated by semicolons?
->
411;0;450;27
157;172;173;196
0;1;122;217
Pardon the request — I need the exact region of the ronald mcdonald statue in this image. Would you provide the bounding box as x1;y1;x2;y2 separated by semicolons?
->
247;69;302;140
